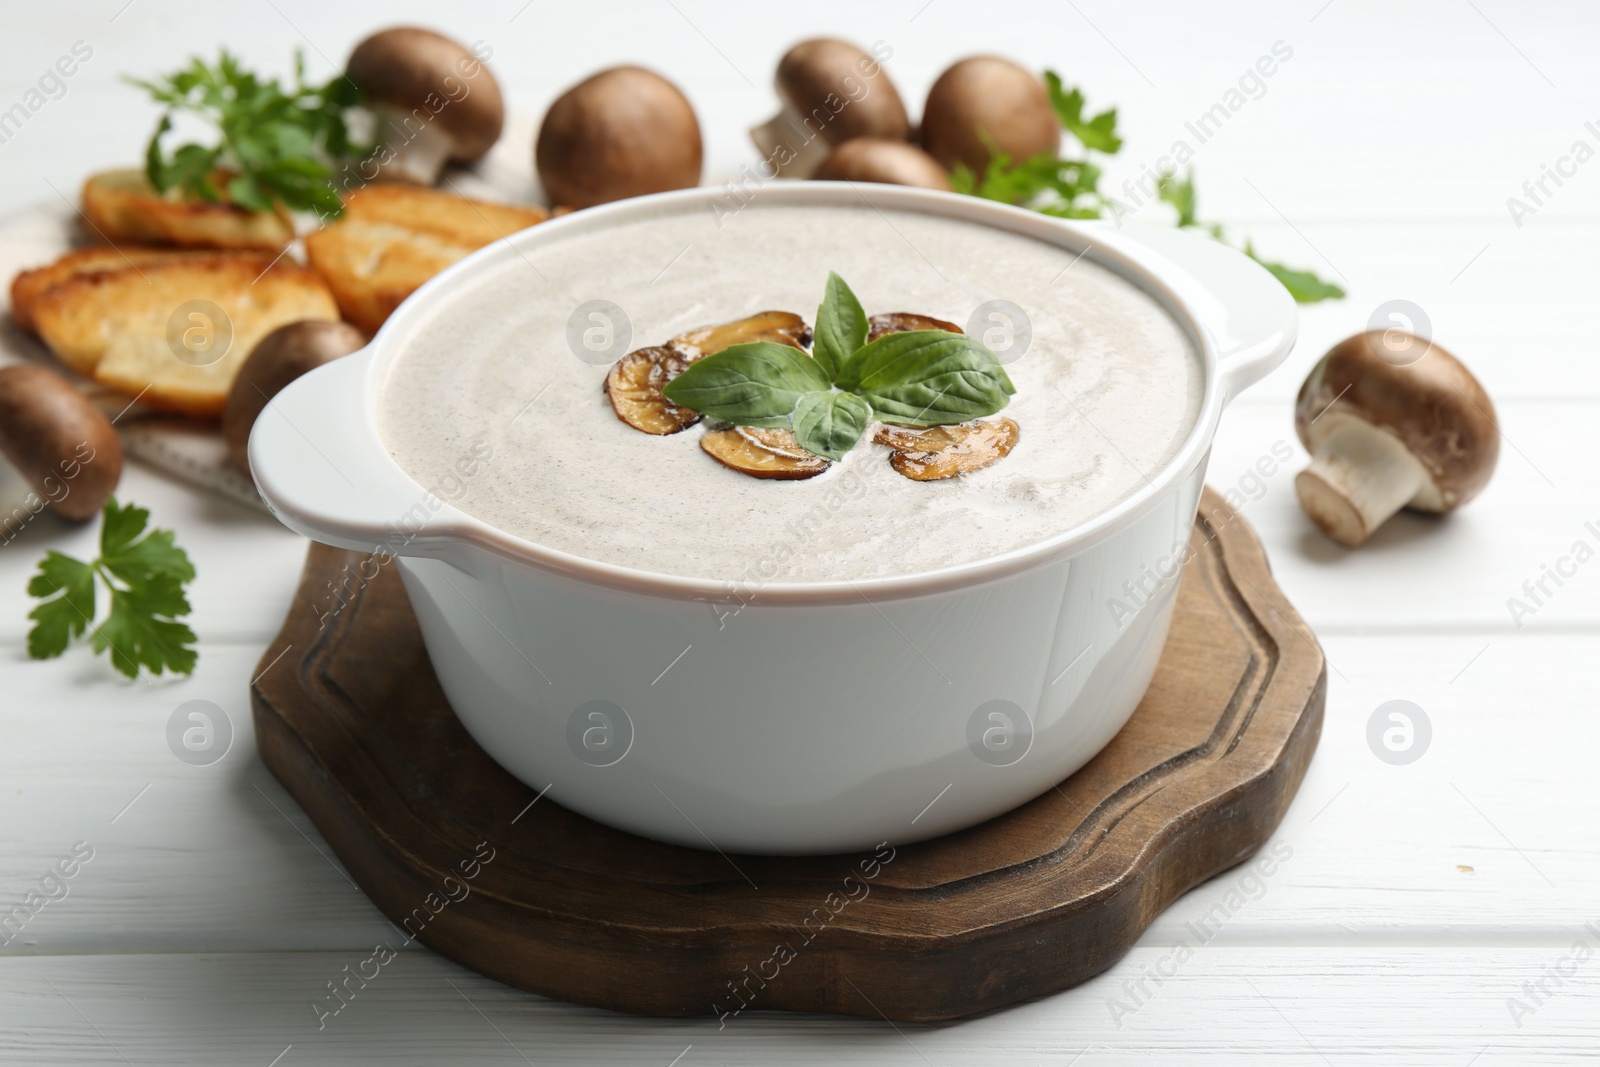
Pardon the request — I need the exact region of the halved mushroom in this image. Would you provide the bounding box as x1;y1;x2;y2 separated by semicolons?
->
920;56;1059;173
751;39;910;179
346;28;506;186
671;311;810;359
812;137;951;190
874;418;1018;480
866;312;962;341
0;364;123;521
701;426;831;480
1294;330;1499;547
605;346;701;435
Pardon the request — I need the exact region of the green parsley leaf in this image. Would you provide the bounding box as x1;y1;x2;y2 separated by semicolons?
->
102;515;196;588
948;63;1347;308
99;497;150;557
790;391;872;461
951;148;1106;217
24;498;198;679
811;271;868;382
837;331;1015;427
1246;244;1347;303
1156;168;1198;228
128;50;367;217
661;342;832;425
1159;167;1346;304
26;552;96;660
94;588;198;679
1045;71;1122;153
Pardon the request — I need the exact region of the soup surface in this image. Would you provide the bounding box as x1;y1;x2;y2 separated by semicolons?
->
378;201;1203;582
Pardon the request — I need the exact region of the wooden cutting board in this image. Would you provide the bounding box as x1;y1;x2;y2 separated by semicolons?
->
251;486;1325;1022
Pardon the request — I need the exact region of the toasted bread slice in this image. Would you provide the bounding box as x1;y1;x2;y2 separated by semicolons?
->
31;254;338;418
306;184;547;333
10;245;214;331
81;169;294;252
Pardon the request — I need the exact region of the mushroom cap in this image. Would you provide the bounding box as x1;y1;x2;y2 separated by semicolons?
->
775;39;909;146
347;27;505;162
536;66;703;210
0;364;122;522
811;137;950;190
224;320;367;475
1294;330;1499;511
920;56;1059;173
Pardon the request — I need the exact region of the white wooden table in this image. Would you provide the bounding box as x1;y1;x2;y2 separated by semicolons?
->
3;2;1597;1062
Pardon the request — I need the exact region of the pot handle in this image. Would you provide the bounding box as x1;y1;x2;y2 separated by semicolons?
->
249;348;446;556
1108;222;1299;402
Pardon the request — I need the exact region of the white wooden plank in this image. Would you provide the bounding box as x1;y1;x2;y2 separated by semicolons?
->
1151;633;1600;944
0;947;1595;1064
1208;400;1600;632
0;645;397;955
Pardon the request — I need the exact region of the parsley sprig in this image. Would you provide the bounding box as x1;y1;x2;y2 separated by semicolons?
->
662;272;1014;460
128;51;365;218
27;499;198;679
948;69;1344;304
949;70;1119;219
1157;168;1346;304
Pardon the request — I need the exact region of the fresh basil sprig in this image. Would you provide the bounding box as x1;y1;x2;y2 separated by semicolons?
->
662;272;1014;461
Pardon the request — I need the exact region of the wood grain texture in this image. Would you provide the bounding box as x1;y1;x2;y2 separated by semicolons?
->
250;487;1324;1021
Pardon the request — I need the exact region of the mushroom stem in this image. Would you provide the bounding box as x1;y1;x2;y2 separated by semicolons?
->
1295;416;1428;547
0;454;34;522
750;102;835;178
370;108;457;185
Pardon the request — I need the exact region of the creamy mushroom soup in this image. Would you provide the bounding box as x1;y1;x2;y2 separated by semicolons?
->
377;201;1203;582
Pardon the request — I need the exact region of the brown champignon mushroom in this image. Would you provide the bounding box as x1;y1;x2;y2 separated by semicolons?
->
1293;331;1499;548
346;27;506;186
750;39;910;178
536;66;703;210
223;321;367;475
811;137;950;190
0;364;122;522
920;56;1059;173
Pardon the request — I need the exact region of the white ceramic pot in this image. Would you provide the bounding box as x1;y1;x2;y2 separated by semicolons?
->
251;185;1295;855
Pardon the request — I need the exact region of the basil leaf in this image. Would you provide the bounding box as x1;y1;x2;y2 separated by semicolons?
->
791;391;871;461
811;271;867;382
836;330;1015;427
661;341;830;424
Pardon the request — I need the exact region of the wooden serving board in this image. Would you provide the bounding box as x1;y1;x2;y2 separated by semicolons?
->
251;486;1325;1022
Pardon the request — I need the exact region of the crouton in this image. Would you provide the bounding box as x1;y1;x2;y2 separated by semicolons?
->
305;184;547;333
81;169;294;252
10;246;212;331
30;254;338;418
